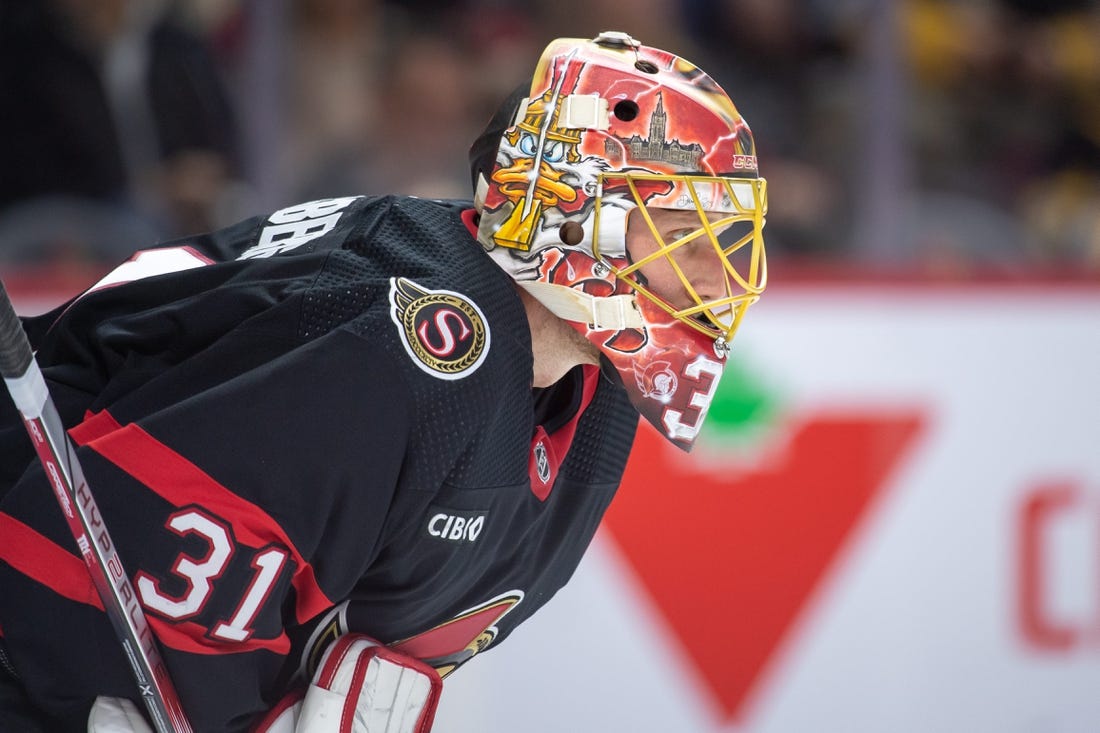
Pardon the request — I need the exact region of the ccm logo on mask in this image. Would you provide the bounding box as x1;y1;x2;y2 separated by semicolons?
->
427;512;487;543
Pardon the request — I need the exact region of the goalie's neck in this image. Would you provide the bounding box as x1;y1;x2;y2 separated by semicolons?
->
515;284;599;389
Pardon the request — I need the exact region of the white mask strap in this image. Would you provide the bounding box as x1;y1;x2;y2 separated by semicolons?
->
517;281;644;330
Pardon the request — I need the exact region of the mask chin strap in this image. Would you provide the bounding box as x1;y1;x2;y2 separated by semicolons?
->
517;281;644;331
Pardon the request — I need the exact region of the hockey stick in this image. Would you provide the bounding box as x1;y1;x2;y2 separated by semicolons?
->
0;282;193;733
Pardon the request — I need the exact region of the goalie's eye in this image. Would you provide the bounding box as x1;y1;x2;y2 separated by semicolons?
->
666;227;697;243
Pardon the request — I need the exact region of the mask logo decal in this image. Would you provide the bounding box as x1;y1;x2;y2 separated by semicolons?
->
635;358;678;401
300;592;524;680
487;53;587;251
389;278;490;380
603;91;704;168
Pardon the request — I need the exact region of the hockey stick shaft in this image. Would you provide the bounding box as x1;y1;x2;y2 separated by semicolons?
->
0;283;192;733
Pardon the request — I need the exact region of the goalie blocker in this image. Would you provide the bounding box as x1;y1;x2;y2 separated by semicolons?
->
89;636;442;733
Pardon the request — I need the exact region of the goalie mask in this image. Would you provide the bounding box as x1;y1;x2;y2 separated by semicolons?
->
471;32;768;450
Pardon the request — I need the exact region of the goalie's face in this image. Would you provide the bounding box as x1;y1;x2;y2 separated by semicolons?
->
625;207;733;311
615;190;767;351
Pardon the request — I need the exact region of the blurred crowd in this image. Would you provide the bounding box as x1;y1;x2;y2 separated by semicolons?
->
1;0;1098;277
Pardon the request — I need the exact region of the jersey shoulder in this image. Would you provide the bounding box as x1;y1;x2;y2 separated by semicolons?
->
324;196;537;491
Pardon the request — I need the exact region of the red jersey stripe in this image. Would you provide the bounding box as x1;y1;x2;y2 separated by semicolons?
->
75;412;333;623
146;615;291;656
69;408;123;445
550;364;600;459
0;512;104;611
528;364;601;500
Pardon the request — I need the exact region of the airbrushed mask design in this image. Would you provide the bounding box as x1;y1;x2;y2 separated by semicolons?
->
475;32;768;450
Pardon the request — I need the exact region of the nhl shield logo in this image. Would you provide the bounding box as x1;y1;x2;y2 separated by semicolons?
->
534;440;551;484
528;427;557;501
390;278;490;380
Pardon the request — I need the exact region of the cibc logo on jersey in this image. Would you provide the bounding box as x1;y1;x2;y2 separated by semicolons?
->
389;278;490;380
427;509;487;543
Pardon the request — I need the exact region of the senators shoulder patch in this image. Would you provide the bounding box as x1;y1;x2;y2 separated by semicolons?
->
389;277;490;380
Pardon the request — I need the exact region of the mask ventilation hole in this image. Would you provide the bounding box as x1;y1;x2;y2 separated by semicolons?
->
613;100;639;121
634;60;659;74
559;221;584;246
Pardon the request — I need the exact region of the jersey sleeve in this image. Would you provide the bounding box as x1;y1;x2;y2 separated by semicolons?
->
1;325;415;730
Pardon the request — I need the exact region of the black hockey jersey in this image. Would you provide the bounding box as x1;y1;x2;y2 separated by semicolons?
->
0;195;638;730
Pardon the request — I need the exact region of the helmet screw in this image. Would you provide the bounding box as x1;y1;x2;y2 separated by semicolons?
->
593;261;611;277
713;337;731;359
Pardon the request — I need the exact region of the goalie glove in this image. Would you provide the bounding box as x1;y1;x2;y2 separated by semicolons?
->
252;634;443;733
